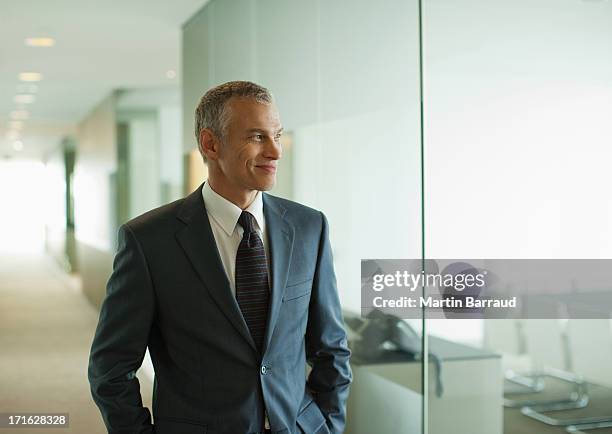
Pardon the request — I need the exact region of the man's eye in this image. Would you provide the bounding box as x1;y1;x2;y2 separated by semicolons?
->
253;134;264;141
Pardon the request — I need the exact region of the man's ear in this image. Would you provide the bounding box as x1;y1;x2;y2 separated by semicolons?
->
199;129;220;161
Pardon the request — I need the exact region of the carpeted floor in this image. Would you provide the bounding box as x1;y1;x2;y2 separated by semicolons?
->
0;253;153;434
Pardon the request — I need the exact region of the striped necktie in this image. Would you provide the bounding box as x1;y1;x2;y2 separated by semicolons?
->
235;211;270;352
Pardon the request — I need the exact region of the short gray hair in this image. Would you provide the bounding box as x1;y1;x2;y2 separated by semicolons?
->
194;81;273;153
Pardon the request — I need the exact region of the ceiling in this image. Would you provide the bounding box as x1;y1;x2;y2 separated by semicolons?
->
0;0;207;160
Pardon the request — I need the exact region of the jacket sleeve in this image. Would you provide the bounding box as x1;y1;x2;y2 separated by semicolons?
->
88;223;155;434
305;212;353;434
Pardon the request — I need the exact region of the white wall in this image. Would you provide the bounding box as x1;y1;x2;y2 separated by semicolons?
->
128;115;160;218
74;94;117;251
117;87;183;217
158;105;183;201
425;0;612;260
424;0;612;345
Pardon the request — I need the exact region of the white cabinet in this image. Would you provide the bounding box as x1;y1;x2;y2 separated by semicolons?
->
346;337;502;434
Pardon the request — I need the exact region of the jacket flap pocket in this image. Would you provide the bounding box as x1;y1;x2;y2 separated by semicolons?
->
283;279;312;301
286;276;313;288
296;400;328;433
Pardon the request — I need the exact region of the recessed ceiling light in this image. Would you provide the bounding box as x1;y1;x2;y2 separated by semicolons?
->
17;84;38;93
12;141;24;151
18;72;43;82
25;37;55;47
8;121;24;130
14;94;36;104
166;69;177;79
10;110;30;120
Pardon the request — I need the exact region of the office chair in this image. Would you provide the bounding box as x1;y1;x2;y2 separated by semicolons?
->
567;421;612;433
505;318;587;409
523;316;612;427
483;318;542;396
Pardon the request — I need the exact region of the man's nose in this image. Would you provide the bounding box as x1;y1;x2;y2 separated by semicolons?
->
264;137;282;160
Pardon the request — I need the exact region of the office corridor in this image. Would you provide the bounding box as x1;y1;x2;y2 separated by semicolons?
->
0;253;152;434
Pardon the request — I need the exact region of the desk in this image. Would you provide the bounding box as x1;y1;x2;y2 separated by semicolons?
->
346;337;502;434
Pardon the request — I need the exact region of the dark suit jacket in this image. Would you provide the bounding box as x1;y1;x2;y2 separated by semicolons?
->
88;184;352;434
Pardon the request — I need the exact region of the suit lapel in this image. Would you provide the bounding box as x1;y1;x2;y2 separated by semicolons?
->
262;193;295;355
175;184;257;353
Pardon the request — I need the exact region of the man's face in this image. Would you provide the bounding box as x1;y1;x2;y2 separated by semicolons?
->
216;97;283;192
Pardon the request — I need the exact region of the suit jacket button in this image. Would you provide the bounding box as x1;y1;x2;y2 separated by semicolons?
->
261;365;268;375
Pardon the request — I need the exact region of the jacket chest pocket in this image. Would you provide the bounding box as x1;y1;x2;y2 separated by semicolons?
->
283;278;313;302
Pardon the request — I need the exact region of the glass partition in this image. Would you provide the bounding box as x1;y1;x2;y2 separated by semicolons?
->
182;0;425;432
425;1;612;433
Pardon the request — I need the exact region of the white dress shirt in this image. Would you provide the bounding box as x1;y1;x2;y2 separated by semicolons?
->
201;181;271;429
201;181;270;296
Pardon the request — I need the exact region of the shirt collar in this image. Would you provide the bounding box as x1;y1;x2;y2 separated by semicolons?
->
202;181;264;236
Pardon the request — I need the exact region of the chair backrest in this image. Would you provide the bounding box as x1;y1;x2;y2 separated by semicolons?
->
566;318;612;387
522;319;567;371
483;319;522;355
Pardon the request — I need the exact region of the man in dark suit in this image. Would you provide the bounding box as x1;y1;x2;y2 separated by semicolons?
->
88;81;352;434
